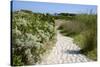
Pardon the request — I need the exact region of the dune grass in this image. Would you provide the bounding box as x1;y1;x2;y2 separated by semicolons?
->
58;14;97;61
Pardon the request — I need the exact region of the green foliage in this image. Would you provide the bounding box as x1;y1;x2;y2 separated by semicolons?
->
12;10;56;66
12;54;24;66
87;48;97;61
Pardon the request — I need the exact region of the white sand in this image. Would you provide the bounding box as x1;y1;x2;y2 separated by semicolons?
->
39;31;92;65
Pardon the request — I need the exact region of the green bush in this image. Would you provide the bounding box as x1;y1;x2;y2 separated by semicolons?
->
12;10;56;66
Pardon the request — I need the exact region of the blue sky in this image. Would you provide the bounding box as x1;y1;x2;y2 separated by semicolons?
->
12;1;97;14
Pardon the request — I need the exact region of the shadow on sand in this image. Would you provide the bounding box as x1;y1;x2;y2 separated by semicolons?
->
64;50;81;54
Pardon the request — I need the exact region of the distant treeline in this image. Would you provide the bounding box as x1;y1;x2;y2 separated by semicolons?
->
54;13;76;16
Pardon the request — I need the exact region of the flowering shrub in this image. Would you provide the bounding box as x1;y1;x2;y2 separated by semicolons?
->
12;10;56;66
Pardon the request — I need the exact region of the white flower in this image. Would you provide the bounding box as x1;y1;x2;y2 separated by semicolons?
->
16;18;28;27
13;27;22;35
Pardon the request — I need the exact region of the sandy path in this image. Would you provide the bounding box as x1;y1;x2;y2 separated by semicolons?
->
38;31;92;65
